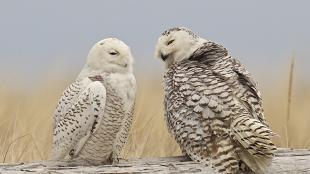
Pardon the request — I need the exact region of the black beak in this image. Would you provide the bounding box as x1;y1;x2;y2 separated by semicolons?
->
160;53;169;61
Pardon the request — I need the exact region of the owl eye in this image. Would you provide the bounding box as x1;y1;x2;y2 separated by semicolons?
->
167;39;175;45
109;51;119;55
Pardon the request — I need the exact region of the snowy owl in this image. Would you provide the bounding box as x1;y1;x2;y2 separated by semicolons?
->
155;27;276;174
50;38;136;165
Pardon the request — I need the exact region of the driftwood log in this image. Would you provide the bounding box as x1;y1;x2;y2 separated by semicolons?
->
0;148;310;174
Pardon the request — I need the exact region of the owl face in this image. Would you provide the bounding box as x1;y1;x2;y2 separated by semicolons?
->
155;27;205;67
87;38;133;73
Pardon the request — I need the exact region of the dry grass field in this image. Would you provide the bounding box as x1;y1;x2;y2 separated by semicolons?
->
0;71;309;163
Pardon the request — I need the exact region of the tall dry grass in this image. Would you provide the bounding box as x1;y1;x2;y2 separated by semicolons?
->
0;71;309;163
285;57;295;147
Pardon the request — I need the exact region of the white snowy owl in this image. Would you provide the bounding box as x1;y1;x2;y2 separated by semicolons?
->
155;27;276;173
50;38;136;165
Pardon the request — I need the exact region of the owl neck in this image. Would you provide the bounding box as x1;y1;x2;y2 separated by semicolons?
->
166;38;206;68
189;41;228;64
77;65;132;80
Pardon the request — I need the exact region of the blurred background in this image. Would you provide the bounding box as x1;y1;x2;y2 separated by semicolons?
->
0;0;309;163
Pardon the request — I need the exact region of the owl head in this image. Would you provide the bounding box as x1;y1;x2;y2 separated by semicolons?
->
155;27;205;67
86;38;134;74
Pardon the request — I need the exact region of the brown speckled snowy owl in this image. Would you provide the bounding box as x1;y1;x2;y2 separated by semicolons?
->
50;38;136;165
155;27;276;174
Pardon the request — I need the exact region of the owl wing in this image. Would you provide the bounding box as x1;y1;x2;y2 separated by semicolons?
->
164;64;240;173
50;80;106;160
208;57;276;172
230;58;270;127
112;102;135;163
165;60;275;173
53;80;82;130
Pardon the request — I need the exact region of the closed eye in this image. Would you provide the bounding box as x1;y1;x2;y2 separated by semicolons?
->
167;39;175;45
109;51;119;55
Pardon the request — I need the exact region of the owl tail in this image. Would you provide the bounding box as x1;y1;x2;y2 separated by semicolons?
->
238;146;273;173
231;115;277;173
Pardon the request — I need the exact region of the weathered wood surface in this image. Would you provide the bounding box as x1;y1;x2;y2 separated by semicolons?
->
0;148;310;174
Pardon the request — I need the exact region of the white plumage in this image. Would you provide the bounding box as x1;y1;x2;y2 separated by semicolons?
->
50;38;136;165
155;27;276;174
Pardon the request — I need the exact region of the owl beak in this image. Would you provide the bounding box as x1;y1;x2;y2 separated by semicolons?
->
116;62;128;68
160;52;169;61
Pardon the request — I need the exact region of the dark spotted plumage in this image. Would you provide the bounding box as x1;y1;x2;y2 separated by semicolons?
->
76;77;133;164
163;41;276;173
50;38;136;165
162;27;198;39
51;73;135;165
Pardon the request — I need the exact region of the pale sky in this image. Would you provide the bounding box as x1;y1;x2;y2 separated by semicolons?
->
0;0;309;87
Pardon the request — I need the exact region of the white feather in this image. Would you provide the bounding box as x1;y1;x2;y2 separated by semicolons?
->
51;80;106;160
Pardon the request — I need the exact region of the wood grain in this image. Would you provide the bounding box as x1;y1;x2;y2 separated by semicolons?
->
0;148;309;174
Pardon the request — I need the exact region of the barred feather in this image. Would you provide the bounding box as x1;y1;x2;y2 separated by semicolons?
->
161;28;276;173
50;38;136;165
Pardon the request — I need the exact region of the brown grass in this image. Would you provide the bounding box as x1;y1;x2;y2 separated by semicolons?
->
0;72;309;163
